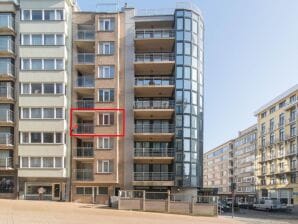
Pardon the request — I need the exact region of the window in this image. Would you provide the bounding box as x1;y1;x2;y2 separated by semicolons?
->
97;160;113;173
20;132;63;144
269;118;274;132
99;18;115;31
20;83;64;95
261;111;267;118
55;108;63;119
185;18;191;31
176;18;183;30
99;42;114;55
290;95;296;103
76;187;92;195
55;157;62;168
20;108;63;119
270;106;276;114
99;113;114;126
43;157;54;168
21;58;64;70
20;157;63;168
279;101;286;109
98;137;113;149
21;157;29;168
98;65;115;78
21;34;64;46
31;108;42;118
97;187;108;195
21;9;64;21
99;89;114;102
279;113;285;126
290;124;296;137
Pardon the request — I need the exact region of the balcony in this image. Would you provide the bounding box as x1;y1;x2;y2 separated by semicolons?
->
0;157;13;169
134;148;174;164
134;77;175;97
135;29;175;52
133;172;174;186
0;62;14;80
73;169;93;181
73;124;94;135
286;149;297;156
288;117;296;124
0;85;14;101
0;14;14;34
0;38;14;56
285;99;298;110
75;53;95;74
134;53;175;75
134;100;175;119
0;133;13;147
74;30;95;51
74;77;95;94
74;100;94;109
73;147;94;160
134;124;175;141
0;109;13;126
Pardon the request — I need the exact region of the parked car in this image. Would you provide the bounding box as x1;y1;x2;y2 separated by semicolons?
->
253;198;282;211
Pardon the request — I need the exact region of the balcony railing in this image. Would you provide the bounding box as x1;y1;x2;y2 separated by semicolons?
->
286;150;297;156
75;77;94;88
135;53;175;62
135;77;174;86
0;62;14;76
75;147;94;158
75;100;94;108
0;38;14;53
135;124;175;133
134;148;174;157
76;53;95;64
135;29;175;39
134;172;174;181
76;124;94;134
134;100;175;109
288;117;296;124
0;86;13;99
0;133;13;145
0;109;13;122
76;30;95;41
74;169;93;181
0;15;14;30
0;157;12;169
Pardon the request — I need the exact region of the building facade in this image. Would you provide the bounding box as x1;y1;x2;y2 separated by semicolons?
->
0;0;17;199
203;140;234;198
233;125;257;204
16;0;74;200
255;85;298;205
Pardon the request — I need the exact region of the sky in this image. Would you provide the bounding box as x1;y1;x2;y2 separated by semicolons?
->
78;0;298;152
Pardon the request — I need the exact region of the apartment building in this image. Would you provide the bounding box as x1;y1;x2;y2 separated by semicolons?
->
17;0;74;200
203;140;234;198
255;85;298;205
233;125;257;204
0;0;17;198
70;3;204;203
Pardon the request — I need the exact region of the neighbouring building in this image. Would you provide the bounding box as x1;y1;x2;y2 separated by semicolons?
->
17;0;74;200
255;84;298;205
233;124;257;204
0;0;17;199
203;140;234;199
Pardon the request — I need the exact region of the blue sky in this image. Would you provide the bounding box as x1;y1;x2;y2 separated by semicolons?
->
78;0;298;152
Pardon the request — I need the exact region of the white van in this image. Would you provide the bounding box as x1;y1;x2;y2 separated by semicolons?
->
253;198;282;211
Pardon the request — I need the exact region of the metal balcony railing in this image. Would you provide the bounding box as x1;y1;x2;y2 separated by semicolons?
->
134;100;175;109
135;29;175;39
0;157;13;169
135;53;175;62
288;117;296;124
75;100;94;108
135;77;174;86
76;30;95;41
135;124;175;133
0;109;13;122
76;124;94;134
76;53;95;64
0;38;14;53
74;169;93;181
0;14;14;30
75;147;94;158
286;149;297;156
75;77;94;88
0;62;14;76
0;133;13;145
0;86;13;98
134;148;174;157
134;172;174;181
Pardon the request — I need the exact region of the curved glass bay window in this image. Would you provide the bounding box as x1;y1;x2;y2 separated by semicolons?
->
174;9;204;188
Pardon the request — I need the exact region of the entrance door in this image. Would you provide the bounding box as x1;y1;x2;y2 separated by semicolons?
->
52;183;61;201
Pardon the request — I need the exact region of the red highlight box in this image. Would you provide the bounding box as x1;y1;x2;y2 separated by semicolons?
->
70;108;125;137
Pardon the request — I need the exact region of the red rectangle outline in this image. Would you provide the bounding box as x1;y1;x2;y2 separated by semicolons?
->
70;108;125;137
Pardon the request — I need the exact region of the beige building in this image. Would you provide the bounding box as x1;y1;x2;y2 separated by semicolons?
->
233;125;257;204
255;84;298;205
203;140;234;197
0;0;17;199
17;0;74;200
